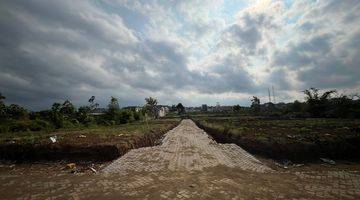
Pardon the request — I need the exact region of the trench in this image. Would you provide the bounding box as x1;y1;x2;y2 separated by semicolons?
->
193;120;360;162
0;124;178;163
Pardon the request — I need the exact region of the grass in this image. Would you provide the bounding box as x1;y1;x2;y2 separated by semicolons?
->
191;113;360;160
0;118;181;145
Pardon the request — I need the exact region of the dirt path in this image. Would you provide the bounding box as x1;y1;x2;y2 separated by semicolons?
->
1;119;360;199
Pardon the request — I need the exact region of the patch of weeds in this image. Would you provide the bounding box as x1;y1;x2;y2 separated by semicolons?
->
296;127;312;135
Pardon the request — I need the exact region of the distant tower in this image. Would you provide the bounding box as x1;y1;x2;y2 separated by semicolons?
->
272;86;276;104
268;88;272;103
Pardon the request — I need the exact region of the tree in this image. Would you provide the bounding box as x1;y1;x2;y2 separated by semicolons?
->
88;96;99;110
77;106;93;125
176;103;185;114
50;102;65;128
303;87;336;117
251;96;260;114
60;100;76;119
108;96;120;111
5;104;28;120
0;93;6;119
145;97;158;118
233;104;241;112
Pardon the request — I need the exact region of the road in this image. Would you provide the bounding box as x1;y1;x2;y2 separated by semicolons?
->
1;119;360;199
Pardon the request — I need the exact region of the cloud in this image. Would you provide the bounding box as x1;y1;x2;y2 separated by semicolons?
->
0;0;359;109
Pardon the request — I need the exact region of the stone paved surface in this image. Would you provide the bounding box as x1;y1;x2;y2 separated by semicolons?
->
103;119;272;173
1;119;360;199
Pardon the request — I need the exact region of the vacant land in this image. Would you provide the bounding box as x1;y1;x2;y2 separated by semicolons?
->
192;114;360;161
1;119;360;199
0;118;180;161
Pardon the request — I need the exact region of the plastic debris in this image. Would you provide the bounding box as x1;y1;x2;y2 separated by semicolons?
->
66;163;77;173
49;136;57;143
275;159;293;169
293;164;304;167
78;134;86;138
320;158;336;165
89;167;97;173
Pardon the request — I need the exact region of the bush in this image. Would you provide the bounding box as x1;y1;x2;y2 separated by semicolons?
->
29;119;53;132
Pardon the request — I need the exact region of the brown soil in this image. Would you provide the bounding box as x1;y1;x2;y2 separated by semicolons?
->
194;119;360;162
0;123;179;162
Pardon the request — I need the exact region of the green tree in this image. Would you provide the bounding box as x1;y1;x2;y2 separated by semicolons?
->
303;87;336;117
77;106;93;125
251;96;260;114
60;100;76;119
6;104;28;120
108;96;120;111
176;103;185;114
105;96;122;124
233;104;241;112
144;97;158;118
0;93;6;119
51;102;65;128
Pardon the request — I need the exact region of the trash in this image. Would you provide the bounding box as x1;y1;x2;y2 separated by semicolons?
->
89;167;97;173
5;139;16;144
118;134;124;137
66;163;77;173
78;134;86;138
287;135;295;139
281;159;292;168
320;158;336;165
49;136;57;143
275;159;292;169
293;164;304;167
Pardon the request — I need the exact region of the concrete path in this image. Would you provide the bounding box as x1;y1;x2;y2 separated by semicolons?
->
103;119;272;173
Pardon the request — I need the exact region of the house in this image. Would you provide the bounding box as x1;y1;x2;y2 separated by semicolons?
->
156;105;169;118
90;108;106;115
123;106;142;112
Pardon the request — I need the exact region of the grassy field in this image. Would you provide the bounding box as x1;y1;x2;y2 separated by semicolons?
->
0;118;180;161
191;114;360;161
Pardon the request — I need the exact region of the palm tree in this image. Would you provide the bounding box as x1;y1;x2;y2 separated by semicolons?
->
145;97;158;118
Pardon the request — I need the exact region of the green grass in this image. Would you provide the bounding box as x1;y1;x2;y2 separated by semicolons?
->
0;118;181;145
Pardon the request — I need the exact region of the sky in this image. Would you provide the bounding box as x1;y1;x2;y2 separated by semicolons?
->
0;0;359;110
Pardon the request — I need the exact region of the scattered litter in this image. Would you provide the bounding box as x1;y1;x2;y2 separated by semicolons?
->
324;133;331;136
275;159;293;169
287;135;295;139
320;158;336;165
118;134;124;137
5;140;16;144
281;159;292;168
293;164;304;167
49;136;57;143
78;134;86;138
89;167;97;173
66;163;77;173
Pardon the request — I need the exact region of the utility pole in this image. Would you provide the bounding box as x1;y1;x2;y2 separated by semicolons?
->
272;86;276;104
268;88;271;103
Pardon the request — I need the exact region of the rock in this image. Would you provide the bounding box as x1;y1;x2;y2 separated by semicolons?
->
320;158;335;165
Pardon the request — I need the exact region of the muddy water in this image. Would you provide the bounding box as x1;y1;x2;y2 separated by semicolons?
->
1;120;360;199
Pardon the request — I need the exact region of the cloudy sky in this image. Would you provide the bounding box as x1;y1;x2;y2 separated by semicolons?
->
0;0;359;110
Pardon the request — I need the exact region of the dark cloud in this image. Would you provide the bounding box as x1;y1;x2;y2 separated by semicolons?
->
0;0;359;109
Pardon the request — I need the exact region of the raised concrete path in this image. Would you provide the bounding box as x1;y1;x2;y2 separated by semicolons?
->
103;119;272;174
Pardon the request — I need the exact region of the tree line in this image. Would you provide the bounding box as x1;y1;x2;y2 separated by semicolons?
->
248;88;360;118
0;94;161;133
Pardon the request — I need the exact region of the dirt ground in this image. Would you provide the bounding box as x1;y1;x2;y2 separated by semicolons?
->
1;120;360;199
